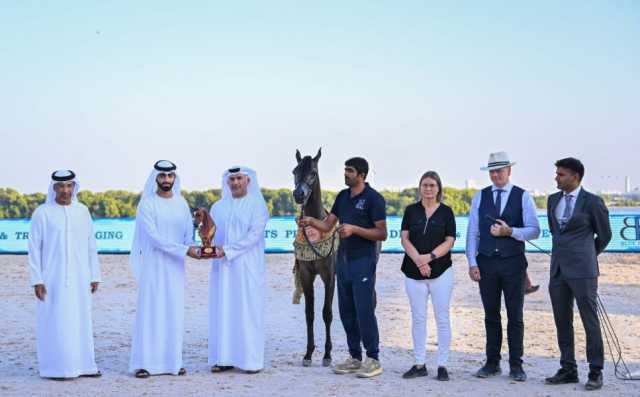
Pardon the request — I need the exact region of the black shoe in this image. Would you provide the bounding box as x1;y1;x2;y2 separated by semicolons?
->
509;366;527;382
525;285;540;294
474;363;501;378
545;368;579;385
134;369;150;379
79;371;102;378
585;370;603;391
437;366;449;381
402;365;427;379
211;365;234;373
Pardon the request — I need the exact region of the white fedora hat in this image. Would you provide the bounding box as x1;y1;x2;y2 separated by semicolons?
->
480;151;516;171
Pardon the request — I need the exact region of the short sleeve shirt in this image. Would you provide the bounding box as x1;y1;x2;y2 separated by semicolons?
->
401;202;456;280
330;184;386;260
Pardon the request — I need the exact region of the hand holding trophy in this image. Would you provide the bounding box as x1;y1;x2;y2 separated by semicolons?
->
193;207;217;259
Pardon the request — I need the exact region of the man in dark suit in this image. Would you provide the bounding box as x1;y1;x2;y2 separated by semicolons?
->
545;157;612;391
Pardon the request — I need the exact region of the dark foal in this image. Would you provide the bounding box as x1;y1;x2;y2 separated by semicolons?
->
292;148;336;367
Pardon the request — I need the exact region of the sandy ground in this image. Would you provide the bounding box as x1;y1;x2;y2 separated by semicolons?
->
1;253;639;397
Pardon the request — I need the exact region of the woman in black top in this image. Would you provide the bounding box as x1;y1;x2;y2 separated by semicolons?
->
400;171;456;381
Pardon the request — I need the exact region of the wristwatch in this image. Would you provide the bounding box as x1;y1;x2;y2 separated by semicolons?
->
429;252;437;260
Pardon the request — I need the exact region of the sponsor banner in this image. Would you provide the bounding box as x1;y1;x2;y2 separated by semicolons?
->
1;214;639;254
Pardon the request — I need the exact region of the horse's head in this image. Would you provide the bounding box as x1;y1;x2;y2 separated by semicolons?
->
193;207;206;228
292;148;321;205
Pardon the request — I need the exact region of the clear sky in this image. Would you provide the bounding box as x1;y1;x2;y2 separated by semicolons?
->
1;1;638;194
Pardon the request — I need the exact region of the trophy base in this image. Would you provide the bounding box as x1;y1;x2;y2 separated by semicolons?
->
199;246;217;259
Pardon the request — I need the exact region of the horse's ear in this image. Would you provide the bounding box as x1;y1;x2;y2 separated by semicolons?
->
313;147;322;162
295;149;302;163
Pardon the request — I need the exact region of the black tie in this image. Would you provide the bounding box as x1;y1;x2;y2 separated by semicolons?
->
494;189;504;216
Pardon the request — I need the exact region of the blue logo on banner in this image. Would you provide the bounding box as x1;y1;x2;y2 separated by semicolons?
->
620;216;640;241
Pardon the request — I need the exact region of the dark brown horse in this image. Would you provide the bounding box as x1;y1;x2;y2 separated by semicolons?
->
292;148;336;367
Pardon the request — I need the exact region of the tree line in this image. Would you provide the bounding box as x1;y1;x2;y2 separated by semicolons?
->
0;187;635;219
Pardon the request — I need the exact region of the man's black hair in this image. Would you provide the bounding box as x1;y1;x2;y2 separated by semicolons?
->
555;157;585;181
345;157;369;179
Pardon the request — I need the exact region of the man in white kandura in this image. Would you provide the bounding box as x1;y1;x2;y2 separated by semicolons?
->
28;170;102;380
208;167;270;374
129;160;200;378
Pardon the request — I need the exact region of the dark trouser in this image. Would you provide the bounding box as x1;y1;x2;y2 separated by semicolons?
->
336;253;379;361
549;273;603;371
477;253;526;367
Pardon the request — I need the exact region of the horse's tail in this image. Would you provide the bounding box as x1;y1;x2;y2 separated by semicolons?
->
292;259;303;304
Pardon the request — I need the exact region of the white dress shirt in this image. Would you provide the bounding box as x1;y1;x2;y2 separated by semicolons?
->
465;183;541;267
555;185;582;225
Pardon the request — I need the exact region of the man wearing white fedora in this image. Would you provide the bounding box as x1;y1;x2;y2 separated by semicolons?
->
466;151;540;382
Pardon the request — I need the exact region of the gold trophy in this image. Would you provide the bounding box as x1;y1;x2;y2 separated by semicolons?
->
193;207;217;258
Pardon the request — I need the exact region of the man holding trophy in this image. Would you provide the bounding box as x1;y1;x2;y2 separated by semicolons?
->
129;160;201;378
207;166;270;374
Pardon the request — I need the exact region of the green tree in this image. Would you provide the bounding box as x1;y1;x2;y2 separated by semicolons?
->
0;186;633;219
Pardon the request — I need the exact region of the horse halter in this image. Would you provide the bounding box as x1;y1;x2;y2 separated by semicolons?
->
293;162;317;206
294;181;312;206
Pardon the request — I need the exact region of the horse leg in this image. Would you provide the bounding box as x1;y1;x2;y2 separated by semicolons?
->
300;262;316;367
319;256;336;366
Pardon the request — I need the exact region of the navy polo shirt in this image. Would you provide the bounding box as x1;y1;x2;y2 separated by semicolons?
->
330;183;386;260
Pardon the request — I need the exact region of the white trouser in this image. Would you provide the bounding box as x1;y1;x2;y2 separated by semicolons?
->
404;266;454;366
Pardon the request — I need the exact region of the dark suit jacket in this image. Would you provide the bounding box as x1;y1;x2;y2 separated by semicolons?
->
547;188;612;279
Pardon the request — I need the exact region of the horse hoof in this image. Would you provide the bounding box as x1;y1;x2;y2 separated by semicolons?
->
322;358;331;367
302;359;312;367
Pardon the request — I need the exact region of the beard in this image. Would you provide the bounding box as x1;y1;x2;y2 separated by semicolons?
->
231;186;248;198
56;193;72;203
158;182;173;192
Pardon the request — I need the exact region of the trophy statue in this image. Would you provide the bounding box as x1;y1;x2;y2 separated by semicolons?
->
193;207;217;258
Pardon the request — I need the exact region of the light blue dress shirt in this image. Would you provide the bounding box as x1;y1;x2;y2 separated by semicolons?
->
465;183;541;267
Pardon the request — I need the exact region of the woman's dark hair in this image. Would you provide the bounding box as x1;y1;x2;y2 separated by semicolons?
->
419;171;443;202
555;157;585;181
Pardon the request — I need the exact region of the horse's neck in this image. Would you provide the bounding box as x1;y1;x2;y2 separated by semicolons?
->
304;180;325;219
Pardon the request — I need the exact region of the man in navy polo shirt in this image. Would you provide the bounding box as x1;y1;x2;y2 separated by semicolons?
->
298;157;387;378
